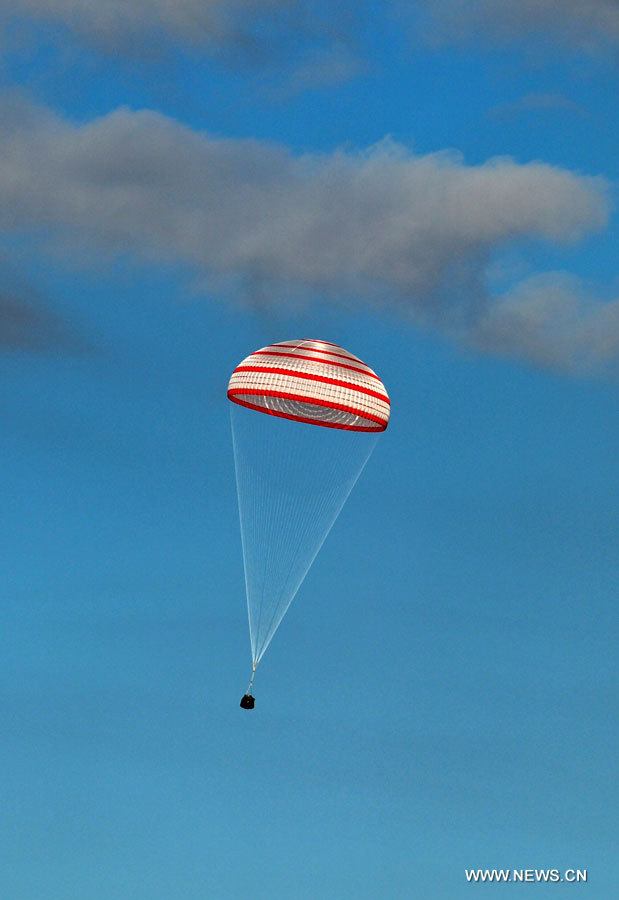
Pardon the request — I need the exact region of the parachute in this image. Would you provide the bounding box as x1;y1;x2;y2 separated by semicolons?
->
228;339;390;704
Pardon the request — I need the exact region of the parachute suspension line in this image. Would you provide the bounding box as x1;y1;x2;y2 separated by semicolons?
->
231;403;380;667
252;411;306;662
248;660;257;695
230;408;254;658
251;426;378;662
253;413;291;661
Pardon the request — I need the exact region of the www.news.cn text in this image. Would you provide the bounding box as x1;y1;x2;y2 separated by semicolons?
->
465;869;587;884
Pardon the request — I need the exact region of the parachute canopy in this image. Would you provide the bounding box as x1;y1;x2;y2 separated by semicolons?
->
229;340;389;681
228;339;390;432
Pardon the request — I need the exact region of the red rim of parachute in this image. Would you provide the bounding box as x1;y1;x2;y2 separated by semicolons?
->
227;340;390;432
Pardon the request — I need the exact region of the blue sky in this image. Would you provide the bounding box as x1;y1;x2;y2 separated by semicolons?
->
0;2;617;898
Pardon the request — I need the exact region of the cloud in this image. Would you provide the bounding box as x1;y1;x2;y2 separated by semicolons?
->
0;94;614;373
2;0;293;49
0;290;86;353
470;274;619;375
1;0;364;84
6;0;619;55
487;92;588;121
0;257;89;353
2;1;618;84
0;291;53;351
280;41;366;92
415;0;619;52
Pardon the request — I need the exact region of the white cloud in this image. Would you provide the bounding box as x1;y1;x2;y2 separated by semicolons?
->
0;95;614;373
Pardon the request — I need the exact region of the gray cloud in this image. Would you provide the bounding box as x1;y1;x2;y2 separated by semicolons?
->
488;92;588;121
0;95;614;373
470;274;619;375
0;291;59;351
415;0;619;52
1;0;364;84
0;260;89;353
2;0;618;81
5;0;619;55
2;0;295;48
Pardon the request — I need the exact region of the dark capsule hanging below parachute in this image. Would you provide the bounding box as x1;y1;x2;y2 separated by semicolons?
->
228;340;390;708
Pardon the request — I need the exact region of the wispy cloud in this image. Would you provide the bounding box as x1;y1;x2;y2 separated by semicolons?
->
0;261;89;354
1;0;365;85
487;92;588;121
414;0;619;53
0;94;614;374
0;291;58;351
470;273;619;375
3;1;617;89
2;0;302;50
6;0;619;55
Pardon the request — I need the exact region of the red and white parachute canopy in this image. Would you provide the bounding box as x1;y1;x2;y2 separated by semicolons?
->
227;340;390;432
